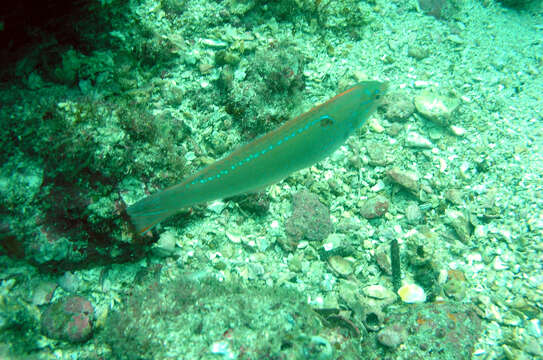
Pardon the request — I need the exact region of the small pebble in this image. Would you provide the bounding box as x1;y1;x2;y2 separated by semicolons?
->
387;167;419;193
57;271;80;293
444;209;471;243
369;118;385;133
450;125;466;136
383;92;414;122
208;200;227;214
32;281;58;306
359;195;389;219
201;38;228;48
414;92;460;126
405;202;422;224
374;243;392;275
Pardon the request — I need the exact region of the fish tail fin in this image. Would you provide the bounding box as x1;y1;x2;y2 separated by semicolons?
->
126;194;179;235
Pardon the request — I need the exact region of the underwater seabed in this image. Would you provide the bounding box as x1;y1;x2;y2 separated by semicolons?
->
0;0;542;359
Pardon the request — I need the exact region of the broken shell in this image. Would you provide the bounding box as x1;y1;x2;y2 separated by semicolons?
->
362;285;396;303
328;255;353;277
362;306;385;332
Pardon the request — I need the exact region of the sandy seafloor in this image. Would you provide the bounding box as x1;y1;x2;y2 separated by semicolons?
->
0;0;542;359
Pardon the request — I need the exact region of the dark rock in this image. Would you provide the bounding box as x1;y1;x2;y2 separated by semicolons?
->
229;192;270;215
418;0;446;18
497;0;538;8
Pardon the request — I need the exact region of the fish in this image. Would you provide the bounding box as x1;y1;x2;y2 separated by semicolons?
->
127;81;387;234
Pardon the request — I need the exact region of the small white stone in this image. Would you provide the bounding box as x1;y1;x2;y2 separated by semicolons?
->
414;80;430;88
527;319;542;338
369;117;385;133
459;162;471;178
406;131;433;148
473;225;487;238
297;241;309;249
370;180;386;192
208;200;226;214
154;230;177;256
363;284;396;300
466;252;482;264
225;230;241;243
328;256;353;277
492;256;508;270
450;125;466;136
438;157;447;172
184;151;196;161
414;92;460;126
201;38;228;48
210;341;231;355
353;70;368;82
438;269;448;285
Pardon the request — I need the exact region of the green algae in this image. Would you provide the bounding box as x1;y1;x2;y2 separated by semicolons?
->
101;274;343;359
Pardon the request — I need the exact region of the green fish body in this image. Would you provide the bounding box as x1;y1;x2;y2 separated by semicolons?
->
127;81;386;234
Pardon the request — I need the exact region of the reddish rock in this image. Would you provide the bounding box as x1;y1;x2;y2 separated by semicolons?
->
285;190;331;242
387;167;419;193
359;195;389;219
41;295;94;343
363;302;482;359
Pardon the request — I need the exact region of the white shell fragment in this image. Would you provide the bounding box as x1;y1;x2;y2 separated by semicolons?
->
398;283;427;303
153;230;178;257
201;38;228;48
225;230;242;243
